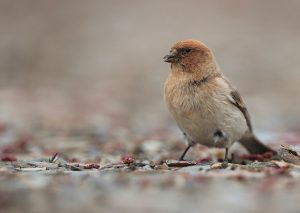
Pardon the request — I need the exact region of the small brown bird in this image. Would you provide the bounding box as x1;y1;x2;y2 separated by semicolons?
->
163;39;275;161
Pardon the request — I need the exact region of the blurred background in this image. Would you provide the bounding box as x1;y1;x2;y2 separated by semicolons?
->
1;1;300;213
0;0;300;134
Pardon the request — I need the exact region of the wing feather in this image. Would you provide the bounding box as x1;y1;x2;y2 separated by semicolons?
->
228;90;252;132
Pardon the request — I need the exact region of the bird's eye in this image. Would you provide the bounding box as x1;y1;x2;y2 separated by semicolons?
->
183;48;192;54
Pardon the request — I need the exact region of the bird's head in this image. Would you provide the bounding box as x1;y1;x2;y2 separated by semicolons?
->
163;40;215;72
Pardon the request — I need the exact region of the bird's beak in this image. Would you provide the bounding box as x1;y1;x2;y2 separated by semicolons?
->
163;49;178;63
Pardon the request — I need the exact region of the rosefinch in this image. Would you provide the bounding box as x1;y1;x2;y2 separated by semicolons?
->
163;39;275;161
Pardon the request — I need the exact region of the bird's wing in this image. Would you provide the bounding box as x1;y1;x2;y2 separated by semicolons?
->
190;73;253;132
228;88;277;154
227;89;253;132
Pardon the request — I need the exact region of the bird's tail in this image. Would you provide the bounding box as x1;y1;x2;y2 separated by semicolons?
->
238;132;277;154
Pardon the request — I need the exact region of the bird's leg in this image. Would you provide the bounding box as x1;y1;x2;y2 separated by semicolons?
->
224;147;229;162
178;144;192;161
179;132;193;161
180;130;229;162
213;129;230;163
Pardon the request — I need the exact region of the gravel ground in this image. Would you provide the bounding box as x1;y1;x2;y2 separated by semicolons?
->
1;126;300;213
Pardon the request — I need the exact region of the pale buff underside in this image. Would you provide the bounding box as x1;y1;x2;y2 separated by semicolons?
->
164;73;248;148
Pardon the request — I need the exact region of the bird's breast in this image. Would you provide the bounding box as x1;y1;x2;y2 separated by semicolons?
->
164;75;248;146
164;77;211;117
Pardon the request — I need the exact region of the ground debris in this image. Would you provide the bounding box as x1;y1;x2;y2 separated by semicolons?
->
1;155;17;162
164;160;197;167
211;162;228;169
121;154;135;164
279;144;300;165
14;167;47;172
238;151;274;161
1;123;300;213
240;161;280;172
27;161;59;169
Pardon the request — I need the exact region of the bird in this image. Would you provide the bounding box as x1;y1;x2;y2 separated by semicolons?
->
163;39;275;161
